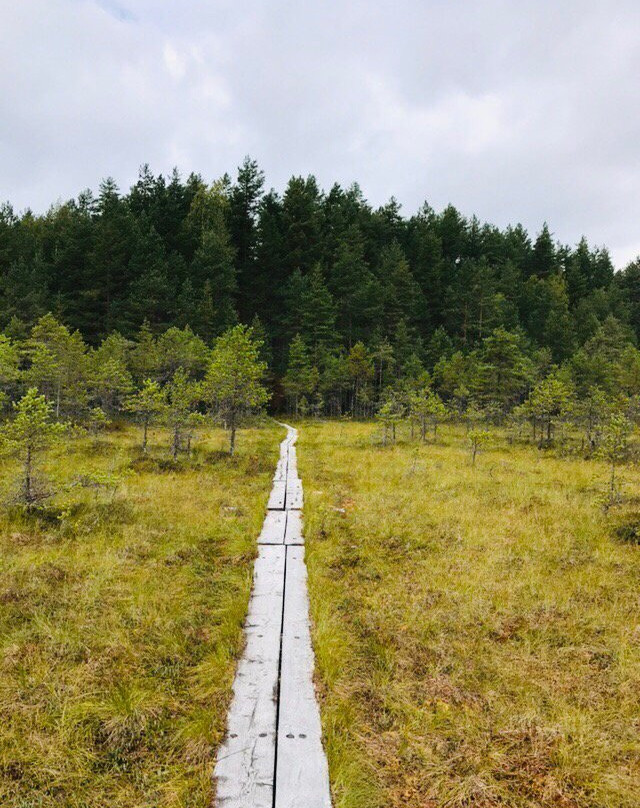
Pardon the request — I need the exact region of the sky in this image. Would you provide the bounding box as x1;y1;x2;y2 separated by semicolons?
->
1;0;639;267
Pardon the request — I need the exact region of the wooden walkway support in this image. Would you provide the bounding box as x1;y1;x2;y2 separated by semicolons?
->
214;425;331;808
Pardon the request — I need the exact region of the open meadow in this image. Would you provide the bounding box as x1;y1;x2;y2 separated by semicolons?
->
300;420;640;808
0;421;282;808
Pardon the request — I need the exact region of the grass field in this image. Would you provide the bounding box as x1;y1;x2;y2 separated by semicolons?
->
0;421;282;807
299;421;640;808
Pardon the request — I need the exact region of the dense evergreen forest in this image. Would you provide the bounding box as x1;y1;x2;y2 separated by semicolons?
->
1;157;640;417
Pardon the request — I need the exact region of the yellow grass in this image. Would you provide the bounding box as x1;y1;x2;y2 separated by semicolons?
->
0;421;282;807
299;420;640;808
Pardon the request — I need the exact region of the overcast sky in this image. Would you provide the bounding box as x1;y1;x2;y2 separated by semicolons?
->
1;0;639;267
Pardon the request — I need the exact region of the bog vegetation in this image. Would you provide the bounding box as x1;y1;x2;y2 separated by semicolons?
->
0;421;280;807
300;420;640;808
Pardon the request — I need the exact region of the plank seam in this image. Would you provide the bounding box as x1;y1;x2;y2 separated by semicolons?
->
271;544;288;808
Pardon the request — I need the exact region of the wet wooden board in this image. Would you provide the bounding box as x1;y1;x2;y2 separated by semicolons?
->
214;545;285;807
284;510;303;545
268;480;286;510
258;510;287;545
275;546;331;808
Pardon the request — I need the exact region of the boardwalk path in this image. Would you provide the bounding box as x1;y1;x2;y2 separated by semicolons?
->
214;425;332;808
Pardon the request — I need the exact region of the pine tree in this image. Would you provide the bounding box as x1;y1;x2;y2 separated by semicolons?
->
0;334;20;409
87;178;136;338
409;388;447;440
204;325;269;454
130;321;160;382
165;368;199;460
284;335;317;414
124;379;166;452
282;176;322;274
299;265;338;361
525;372;574;443
125;224;170;332
190;219;238;337
476;328;532;414
26;314;89;417
90;356;133;414
529;223;558;278
229;157;265;319
0;388;66;505
156;326;210;382
347;341;374;416
328;226;379;345
378;242;421;334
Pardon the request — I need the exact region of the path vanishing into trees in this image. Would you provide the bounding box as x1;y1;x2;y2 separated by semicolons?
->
214;425;331;807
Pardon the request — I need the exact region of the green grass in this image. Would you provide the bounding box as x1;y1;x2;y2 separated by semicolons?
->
0;421;282;807
299;420;640;808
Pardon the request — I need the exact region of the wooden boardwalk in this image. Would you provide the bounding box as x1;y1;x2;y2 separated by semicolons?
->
214;425;331;808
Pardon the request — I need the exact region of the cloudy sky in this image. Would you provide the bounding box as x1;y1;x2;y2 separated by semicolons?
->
1;0;639;266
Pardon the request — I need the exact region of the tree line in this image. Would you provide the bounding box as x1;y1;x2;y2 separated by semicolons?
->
1;158;640;420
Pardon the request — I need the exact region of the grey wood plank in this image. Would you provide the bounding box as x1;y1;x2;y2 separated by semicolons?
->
273;456;288;482
284;509;303;545
268;480;286;510
214;545;285;807
258;509;287;544
286;478;303;510
275;546;331;808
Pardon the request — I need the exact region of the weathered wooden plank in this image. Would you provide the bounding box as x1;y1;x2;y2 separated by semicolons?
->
258;509;287;544
214;545;285;807
284;509;303;545
286;478;303;510
273;456;288;482
268;480;286;510
275;546;331;808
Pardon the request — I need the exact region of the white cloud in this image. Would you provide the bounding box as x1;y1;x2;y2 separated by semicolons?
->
0;0;639;266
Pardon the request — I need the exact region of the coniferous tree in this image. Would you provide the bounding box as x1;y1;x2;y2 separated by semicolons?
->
125;224;170;331
165;368;199;460
204;325;269;454
190;222;238;338
529;223;558;278
298;265;338;361
124;379;166;452
229;157;265;320
0;388;66;505
283;334;316;414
